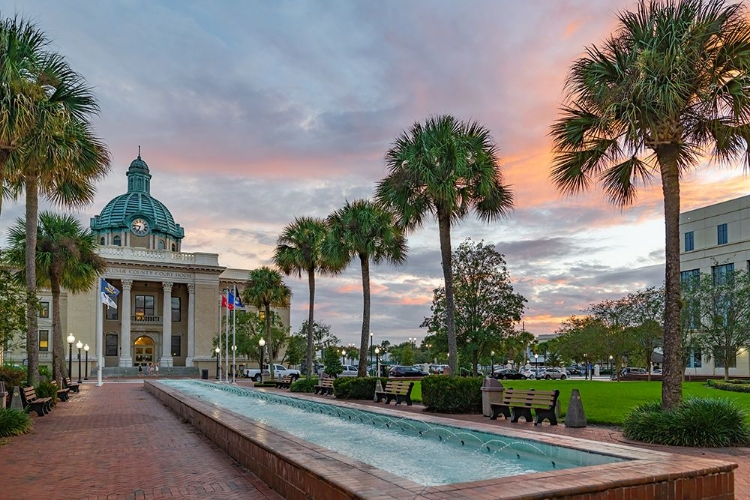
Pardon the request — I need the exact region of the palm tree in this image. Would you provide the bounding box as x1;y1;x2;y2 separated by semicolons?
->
375;115;514;375
6;212;105;381
325;199;407;377
243;267;291;380
549;0;750;409
274;217;343;379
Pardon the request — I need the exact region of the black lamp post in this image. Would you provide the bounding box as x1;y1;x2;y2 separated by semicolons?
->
84;344;89;380
341;349;346;365
215;346;220;379
67;333;75;378
491;350;495;376
76;340;83;383
258;338;265;382
375;347;380;377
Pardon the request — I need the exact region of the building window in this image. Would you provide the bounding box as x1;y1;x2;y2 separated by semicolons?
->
135;295;155;320
158;239;165;250
171;335;181;357
106;303;118;320
171;297;181;322
259;310;266;321
113;235;122;246
712;263;734;285
687;348;702;368
684;231;694;252
39;330;49;351
106;333;118;356
680;269;700;284
38;301;49;318
100;237;105;245
171;243;176;251
718;223;728;245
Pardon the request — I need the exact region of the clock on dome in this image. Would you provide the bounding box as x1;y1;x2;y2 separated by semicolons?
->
130;218;150;236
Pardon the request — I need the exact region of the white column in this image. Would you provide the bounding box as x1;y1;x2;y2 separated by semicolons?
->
186;283;196;367
119;279;133;367
161;281;174;367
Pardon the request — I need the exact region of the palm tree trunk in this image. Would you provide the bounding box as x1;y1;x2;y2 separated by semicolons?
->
51;274;64;381
358;253;370;377
306;268;316;380
438;210;457;375
25;173;39;386
658;146;683;410
266;302;273;379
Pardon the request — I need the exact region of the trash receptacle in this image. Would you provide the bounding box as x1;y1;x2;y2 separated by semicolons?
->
201;369;209;380
480;377;504;417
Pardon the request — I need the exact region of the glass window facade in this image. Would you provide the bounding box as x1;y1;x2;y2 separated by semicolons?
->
106;334;118;356
718;223;728;245
684;231;694;251
171;297;181;322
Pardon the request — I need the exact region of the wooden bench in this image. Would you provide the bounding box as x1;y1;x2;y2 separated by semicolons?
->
375;380;414;406
51;381;70;402
20;386;53;417
275;375;295;389
490;388;560;426
64;377;80;393
314;377;335;395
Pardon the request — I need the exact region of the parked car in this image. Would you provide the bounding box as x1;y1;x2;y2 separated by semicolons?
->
518;367;536;379
389;365;427;377
566;364;583;375
429;364;449;374
243;364;300;382
620;367;648;377
541;367;567;380
339;365;358;377
492;368;528;380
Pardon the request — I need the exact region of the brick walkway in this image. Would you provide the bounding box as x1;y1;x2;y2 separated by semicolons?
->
3;379;750;499
0;382;281;500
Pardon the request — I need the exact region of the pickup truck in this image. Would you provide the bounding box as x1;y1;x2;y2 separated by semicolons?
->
243;364;300;382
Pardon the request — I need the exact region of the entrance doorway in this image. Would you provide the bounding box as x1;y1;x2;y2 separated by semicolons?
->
134;335;155;366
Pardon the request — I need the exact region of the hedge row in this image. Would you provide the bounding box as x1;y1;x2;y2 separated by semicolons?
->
707;379;750;393
421;375;482;414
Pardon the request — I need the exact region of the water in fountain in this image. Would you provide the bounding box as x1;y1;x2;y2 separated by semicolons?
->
162;380;622;486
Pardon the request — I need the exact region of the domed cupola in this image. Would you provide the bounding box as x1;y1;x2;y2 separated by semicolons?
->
91;151;185;250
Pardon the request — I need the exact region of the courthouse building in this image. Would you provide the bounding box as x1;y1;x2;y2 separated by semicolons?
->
5;153;289;377
680;194;750;377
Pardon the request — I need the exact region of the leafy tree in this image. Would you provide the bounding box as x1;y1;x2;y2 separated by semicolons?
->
321;346;343;377
684;269;750;380
243;267;291;379
0;17;110;385
0;253;26;352
295;320;339;352
622;287;664;380
325;199;406;377
6;212;104;381
218;310;289;364
275;217;343;379
421;239;526;375
550;0;750;408
284;333;306;367
376;115;514;375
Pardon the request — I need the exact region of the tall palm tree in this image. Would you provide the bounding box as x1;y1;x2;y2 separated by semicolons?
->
549;0;750;409
244;266;291;380
6;212;105;381
325;199;407;377
274;217;343;379
2;30;110;386
375;115;514;375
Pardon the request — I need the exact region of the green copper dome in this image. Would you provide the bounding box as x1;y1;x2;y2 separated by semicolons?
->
91;154;185;240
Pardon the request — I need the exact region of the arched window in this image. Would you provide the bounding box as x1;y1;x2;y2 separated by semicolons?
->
171;243;176;251
100;237;105;245
158;239;165;250
113;235;121;246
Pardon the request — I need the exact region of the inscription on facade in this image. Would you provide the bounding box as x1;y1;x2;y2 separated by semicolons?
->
109;268;193;279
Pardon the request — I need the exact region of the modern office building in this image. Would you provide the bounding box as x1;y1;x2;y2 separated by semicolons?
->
680;194;750;376
3;153;290;377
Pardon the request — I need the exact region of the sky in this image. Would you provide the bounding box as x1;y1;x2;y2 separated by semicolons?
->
2;0;750;349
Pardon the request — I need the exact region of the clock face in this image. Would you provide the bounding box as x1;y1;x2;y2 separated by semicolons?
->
131;218;150;236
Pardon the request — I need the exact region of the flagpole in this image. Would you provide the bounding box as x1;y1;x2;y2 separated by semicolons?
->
232;285;237;384
96;279;104;387
225;289;230;383
217;295;222;382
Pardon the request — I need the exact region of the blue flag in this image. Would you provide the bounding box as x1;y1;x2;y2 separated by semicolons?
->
100;278;120;309
233;285;244;309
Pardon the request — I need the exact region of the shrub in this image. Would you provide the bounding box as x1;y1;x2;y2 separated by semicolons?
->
34;381;58;406
334;377;389;399
38;365;52;382
707;379;750;393
623;398;750;447
421;375;482;414
0;408;32;437
290;377;318;393
0;366;25;389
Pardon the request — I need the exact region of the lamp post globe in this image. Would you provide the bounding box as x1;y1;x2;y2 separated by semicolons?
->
258;338;266;382
215;346;220;379
84;344;90;380
76;340;83;383
341;350;346;365
67;334;75;378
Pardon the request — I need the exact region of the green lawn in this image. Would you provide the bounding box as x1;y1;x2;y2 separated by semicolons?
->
411;379;750;426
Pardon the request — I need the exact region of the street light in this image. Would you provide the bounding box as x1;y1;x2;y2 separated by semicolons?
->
76;340;83;383
584;353;588;380
84;344;89;380
258;338;266;382
375;347;380;377
534;353;539;378
491;351;495;375
215;346;220;379
341;349;346;365
609;354;613;376
67;333;75;378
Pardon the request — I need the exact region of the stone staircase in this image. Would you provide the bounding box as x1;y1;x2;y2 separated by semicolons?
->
100;366;200;378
